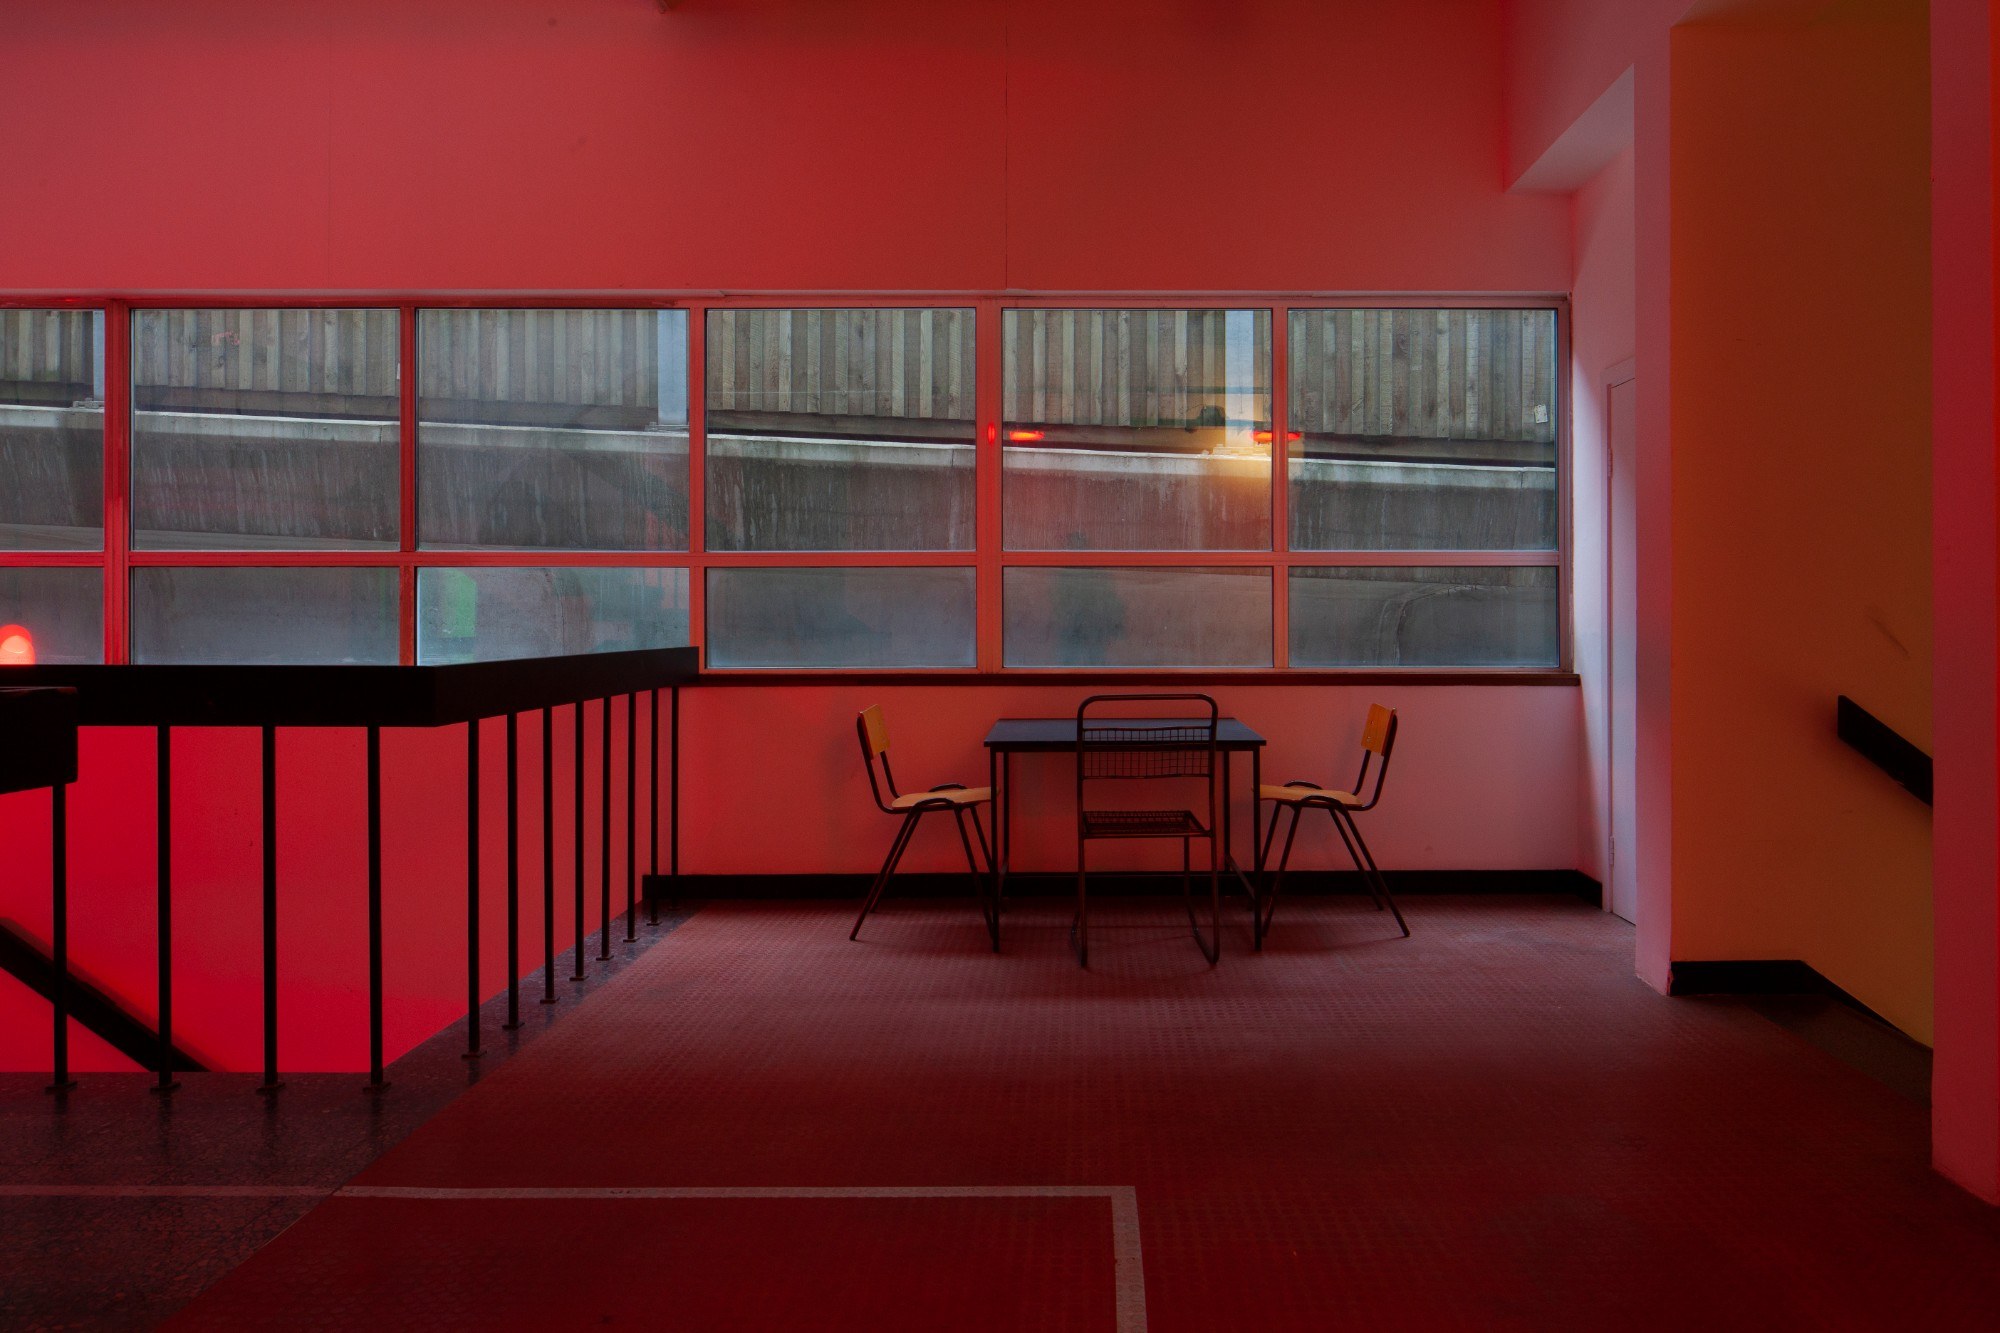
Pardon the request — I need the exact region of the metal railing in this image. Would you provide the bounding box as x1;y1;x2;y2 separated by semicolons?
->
4;648;697;1094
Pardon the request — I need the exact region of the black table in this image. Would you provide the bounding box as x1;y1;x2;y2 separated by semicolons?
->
7;648;698;1093
982;717;1267;901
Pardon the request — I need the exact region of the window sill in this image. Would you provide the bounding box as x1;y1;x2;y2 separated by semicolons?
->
695;669;1579;687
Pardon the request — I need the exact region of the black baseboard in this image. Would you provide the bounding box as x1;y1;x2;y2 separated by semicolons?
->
1670;958;1931;1096
1670;958;1895;1025
646;868;1600;905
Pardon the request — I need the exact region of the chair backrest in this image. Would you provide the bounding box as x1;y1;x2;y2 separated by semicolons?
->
856;706;900;812
1076;694;1220;785
1349;704;1399;810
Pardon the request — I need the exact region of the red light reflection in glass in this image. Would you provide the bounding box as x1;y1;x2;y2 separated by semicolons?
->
0;624;36;665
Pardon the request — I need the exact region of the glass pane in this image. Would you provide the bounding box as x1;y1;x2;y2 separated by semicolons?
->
0;310;104;551
0;567;103;663
1288;566;1559;667
418;566;690;664
1002;309;1270;552
706;567;975;669
419;309;689;551
132;310;400;550
132;567;398;664
1288;309;1558;550
1003;566;1272;668
705;309;974;552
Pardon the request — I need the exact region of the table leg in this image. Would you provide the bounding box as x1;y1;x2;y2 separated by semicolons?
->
1222;749;1234;880
987;746;1004;901
1002;753;1013;882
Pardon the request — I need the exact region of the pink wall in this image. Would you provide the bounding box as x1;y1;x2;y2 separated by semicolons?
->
1568;145;1637;891
0;0;1580;1074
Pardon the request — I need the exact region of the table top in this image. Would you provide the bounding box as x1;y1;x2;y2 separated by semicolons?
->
984;717;1265;750
1;647;699;729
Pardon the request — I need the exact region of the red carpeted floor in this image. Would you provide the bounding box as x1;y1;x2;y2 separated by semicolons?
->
171;896;2000;1331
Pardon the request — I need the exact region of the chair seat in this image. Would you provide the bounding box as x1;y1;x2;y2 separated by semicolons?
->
1259;784;1361;807
890;785;991;810
1080;808;1209;839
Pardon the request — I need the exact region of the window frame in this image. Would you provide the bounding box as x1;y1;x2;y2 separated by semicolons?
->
0;292;1570;677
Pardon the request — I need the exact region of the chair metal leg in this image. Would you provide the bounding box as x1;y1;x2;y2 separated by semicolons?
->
1323;807;1386;912
1251;800;1284;923
851;812;919;941
1337;809;1409;938
1177;837;1219;965
1258;806;1303;944
952;809;999;952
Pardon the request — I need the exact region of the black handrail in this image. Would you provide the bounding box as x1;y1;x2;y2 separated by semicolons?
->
0;920;207;1074
1836;695;1932;806
4;648;697;1095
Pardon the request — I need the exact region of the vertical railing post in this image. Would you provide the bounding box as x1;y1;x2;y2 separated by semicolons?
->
464;719;481;1060
504;711;521;1030
541;707;556;1005
153;725;177;1093
366;725;386;1091
599;696;611;961
573;701;585;980
648;687;660;926
625;691;637;942
258;725;281;1095
46;782;74;1093
670;684;681;911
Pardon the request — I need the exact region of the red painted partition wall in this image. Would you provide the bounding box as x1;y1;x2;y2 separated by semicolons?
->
0;0;1578;1072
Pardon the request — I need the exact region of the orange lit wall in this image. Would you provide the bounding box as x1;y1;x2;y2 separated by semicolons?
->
0;0;1578;1073
1668;4;1934;1039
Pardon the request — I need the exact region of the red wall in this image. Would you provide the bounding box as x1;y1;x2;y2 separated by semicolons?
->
0;0;1577;1072
0;0;1567;294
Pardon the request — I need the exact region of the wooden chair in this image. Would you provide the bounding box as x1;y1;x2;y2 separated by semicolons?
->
851;705;999;950
1074;694;1222;968
1255;704;1410;945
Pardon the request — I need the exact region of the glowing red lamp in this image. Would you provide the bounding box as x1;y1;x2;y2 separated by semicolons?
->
1250;430;1303;445
0;623;36;665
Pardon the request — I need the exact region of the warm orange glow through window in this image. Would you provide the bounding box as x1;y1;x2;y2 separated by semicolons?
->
0;624;36;665
1006;429;1045;442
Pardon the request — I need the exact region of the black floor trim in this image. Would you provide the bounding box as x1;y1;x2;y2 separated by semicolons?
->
648;869;1601;905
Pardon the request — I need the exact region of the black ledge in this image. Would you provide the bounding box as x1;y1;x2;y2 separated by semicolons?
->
3;647;699;729
0;687;79;794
